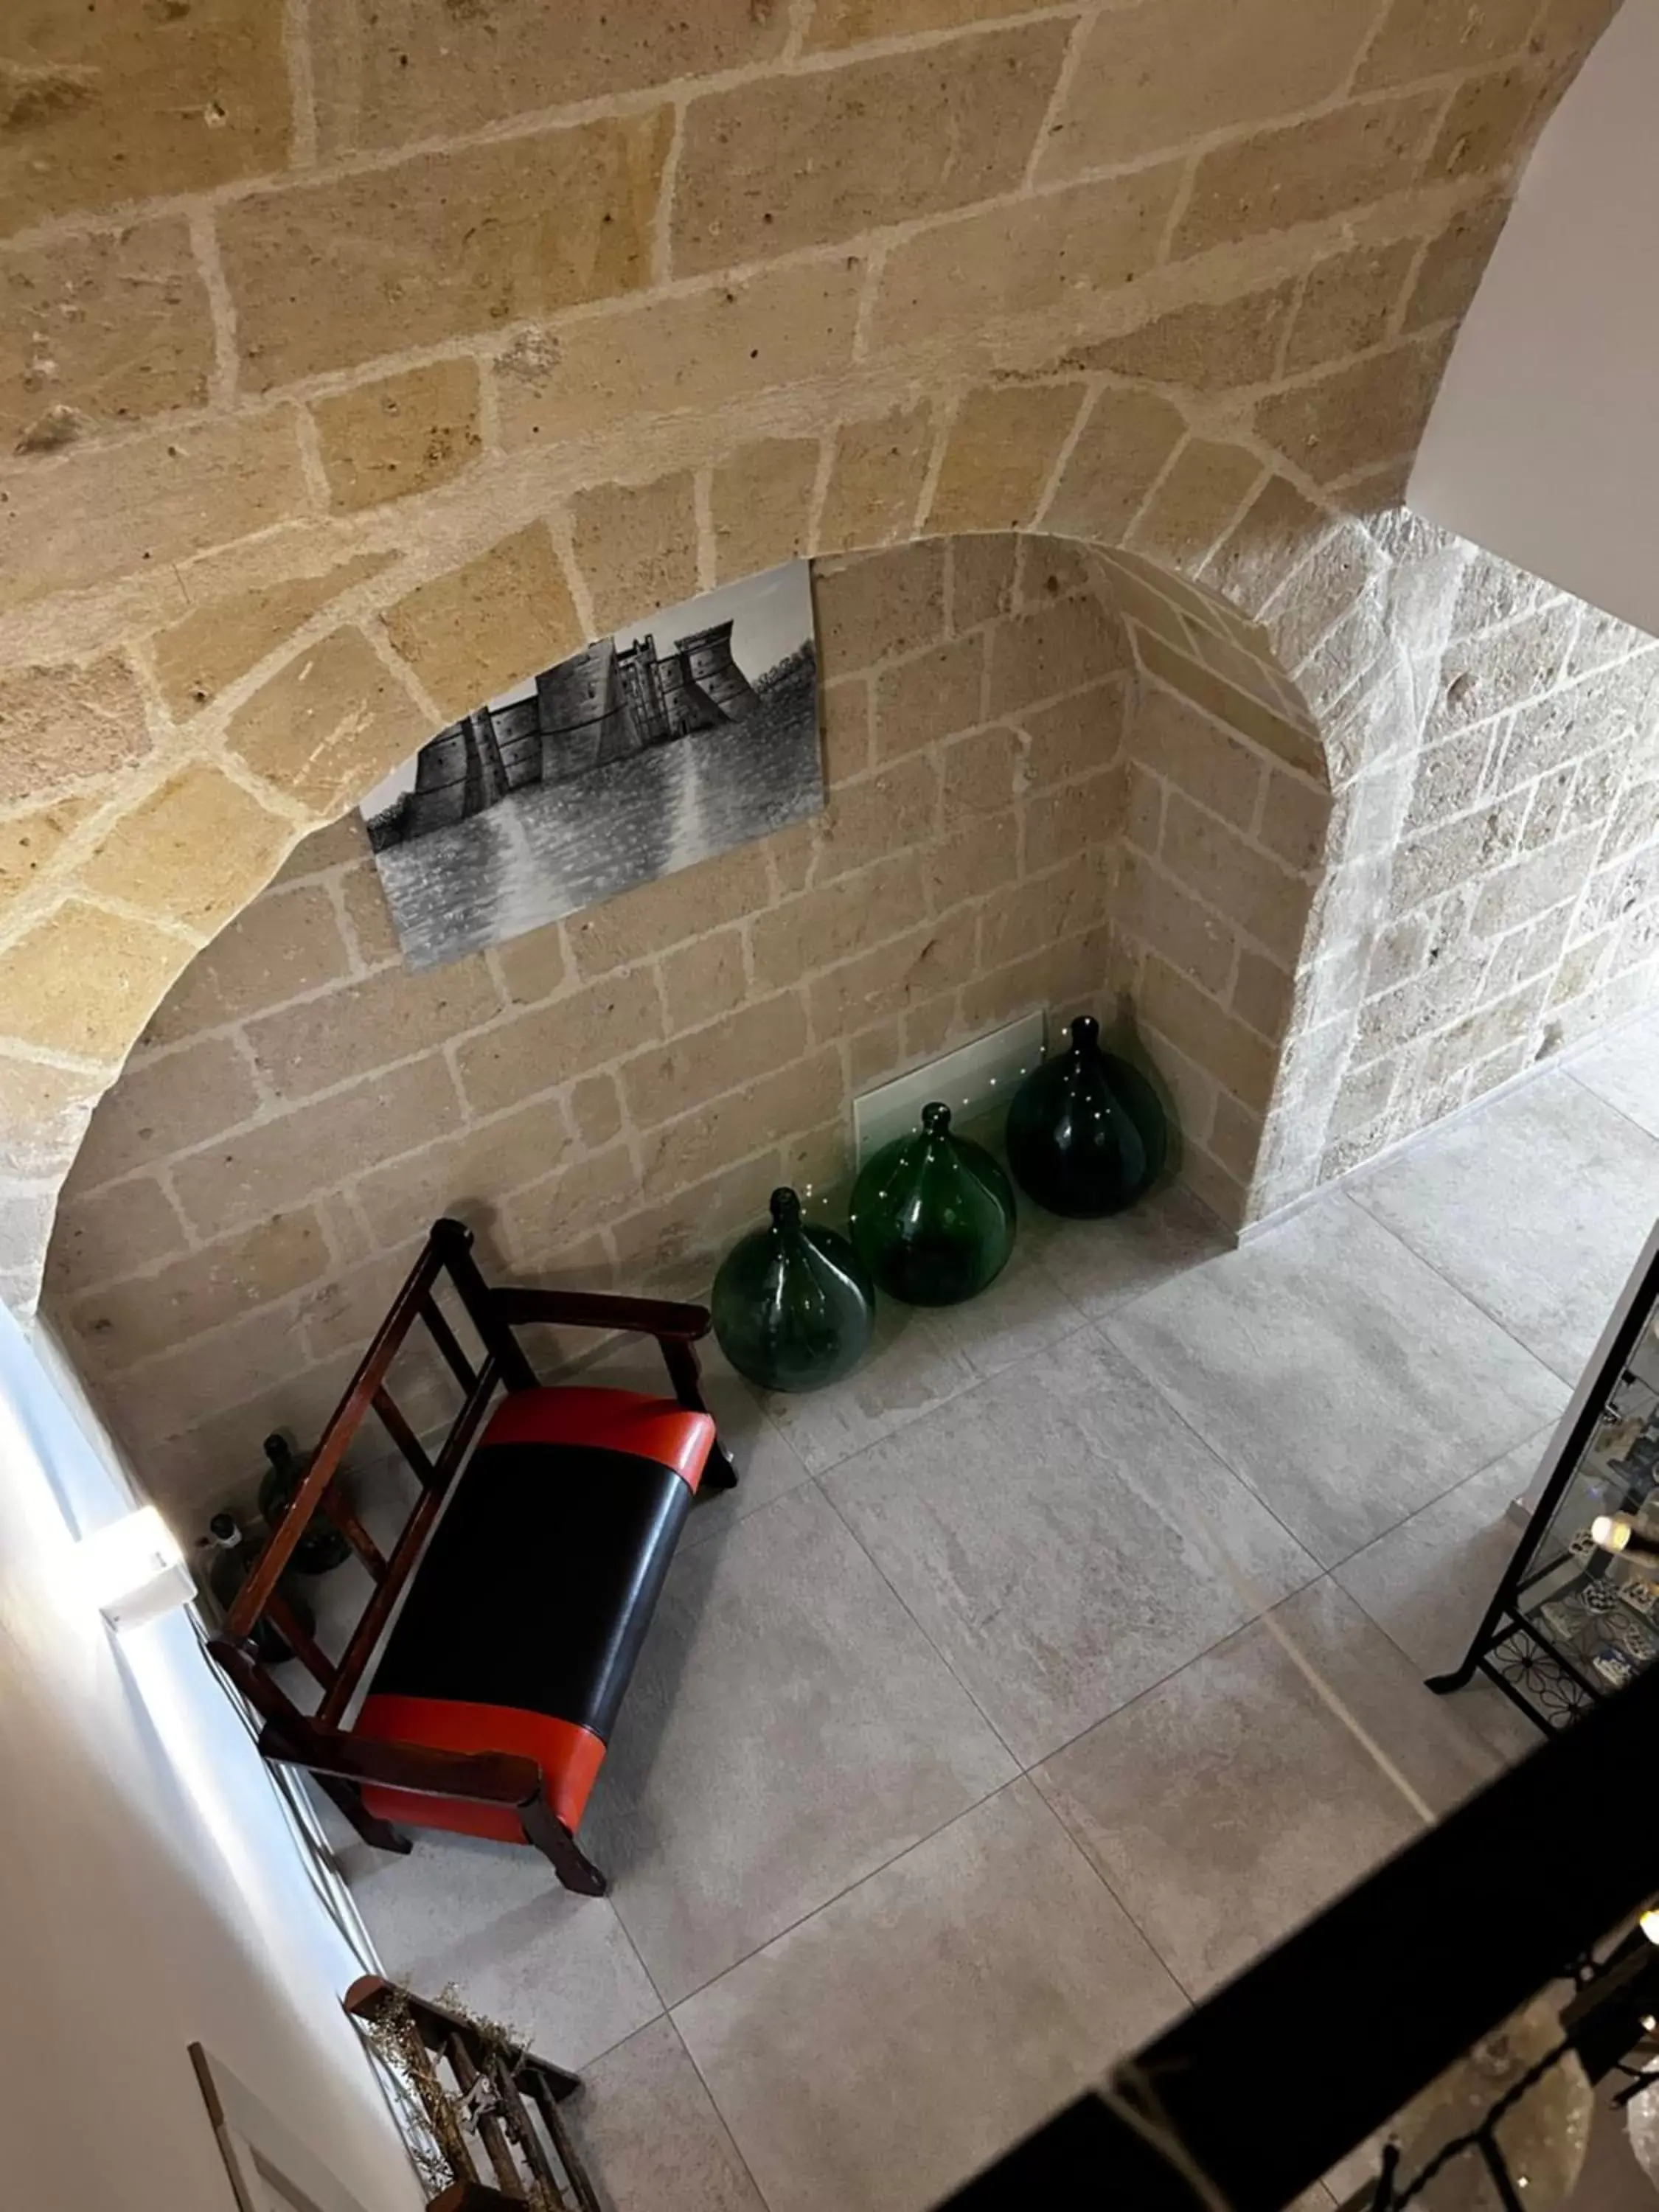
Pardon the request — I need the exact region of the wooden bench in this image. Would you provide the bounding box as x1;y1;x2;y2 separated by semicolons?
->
207;1217;737;1895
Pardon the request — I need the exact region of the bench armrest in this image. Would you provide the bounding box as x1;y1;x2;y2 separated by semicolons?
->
490;1286;712;1342
260;1717;543;1809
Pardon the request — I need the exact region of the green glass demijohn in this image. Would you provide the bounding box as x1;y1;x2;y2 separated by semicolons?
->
1005;1013;1169;1218
257;1432;351;1575
712;1187;876;1393
849;1101;1015;1307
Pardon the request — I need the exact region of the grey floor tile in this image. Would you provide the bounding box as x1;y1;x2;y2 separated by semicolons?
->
1566;1009;1659;1140
926;1232;1088;1380
1036;1183;1232;1322
673;1779;1183;2212
1335;1430;1555;1765
584;1483;1015;2006
1349;1071;1659;1383
1105;1192;1568;1567
339;1833;661;2070
754;1299;977;1475
825;1329;1318;1764
571;2017;765;2212
1034;1579;1495;1999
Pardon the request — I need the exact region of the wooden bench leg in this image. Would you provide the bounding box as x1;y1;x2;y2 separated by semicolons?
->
660;1338;740;1494
522;1798;608;1896
318;1774;412;1857
702;1438;740;1493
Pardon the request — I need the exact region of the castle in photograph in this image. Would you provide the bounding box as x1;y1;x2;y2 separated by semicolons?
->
367;620;768;850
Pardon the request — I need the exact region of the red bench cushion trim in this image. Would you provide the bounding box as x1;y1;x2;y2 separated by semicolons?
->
481;1385;714;1491
354;1694;606;1843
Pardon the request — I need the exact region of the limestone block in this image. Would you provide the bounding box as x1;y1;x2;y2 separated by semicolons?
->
805;0;1054;46
611;1150;783;1274
70;1037;257;1194
868;167;1182;352
1037;0;1377;178
1427;599;1582;744
0;0;289;237
1256;769;1332;873
1208;1090;1266;1186
0;795;94;903
493;260;863;451
1231;945;1296;1041
499;1147;639;1267
313;0;784;153
1173;94;1442;257
1132;684;1265;832
1202;473;1332;620
815;542;945;669
69;1211;330;1370
1159;791;1308;965
147;552;396;717
987;595;1125;716
382;526;583;721
805;910;976;1037
749;855;928;990
1023;765;1121;872
220;114;671;389
948;538;1018;631
168;1056;463;1234
821;675;872;785
978;852;1113;970
311;360;482;515
454;968;661;1116
1042;386;1188;547
1141;952;1277;1111
1471;825;1603;939
1401;199;1508;337
1255;333;1451;486
818;405;935;552
925;810;1020;911
1018;681;1125;788
671;27;1070;274
227;627;430;816
846;1020;902;1089
571;1073;623;1149
0;408;307;610
77;765;291;936
248;956;500;1103
619;992;810;1127
356;1095;574;1243
0;218;214;447
0;1051;104;1177
571;473;698;635
1424;66;1548;183
1119;849;1237;998
0;900;189;1060
142;883;352;1048
558;845;771;978
1127;440;1265;571
1281;240;1419;373
926;384;1088;535
639;1046;841;1201
47;1175;189;1293
661;926;749;1037
711;439;819;585
813;755;939;880
1356;0;1537;90
874;636;985;759
941;725;1022;820
1074;285;1297;392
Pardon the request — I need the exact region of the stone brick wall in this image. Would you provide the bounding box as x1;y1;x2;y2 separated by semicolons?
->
45;531;1340;1521
0;0;1631;1311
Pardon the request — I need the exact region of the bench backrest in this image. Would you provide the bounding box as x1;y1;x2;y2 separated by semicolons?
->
214;1217;535;1736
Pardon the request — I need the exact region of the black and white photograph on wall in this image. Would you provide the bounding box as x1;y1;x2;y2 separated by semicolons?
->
361;558;821;970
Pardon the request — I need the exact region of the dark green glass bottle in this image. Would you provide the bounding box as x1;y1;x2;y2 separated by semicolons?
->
257;1433;350;1575
1006;1013;1169;1217
712;1187;876;1392
849;1102;1015;1307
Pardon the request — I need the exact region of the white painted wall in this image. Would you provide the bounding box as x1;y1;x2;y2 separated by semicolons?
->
1408;1;1658;636
0;1307;423;2212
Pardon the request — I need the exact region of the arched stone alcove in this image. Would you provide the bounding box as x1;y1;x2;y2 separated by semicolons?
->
41;527;1340;1520
0;0;1636;1329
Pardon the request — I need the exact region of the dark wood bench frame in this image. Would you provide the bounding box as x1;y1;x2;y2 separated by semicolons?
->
207;1217;736;1894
